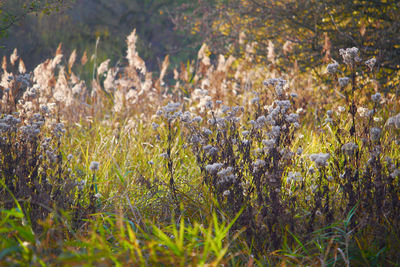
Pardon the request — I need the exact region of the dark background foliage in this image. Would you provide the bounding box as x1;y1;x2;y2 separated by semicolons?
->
0;0;200;74
174;0;400;87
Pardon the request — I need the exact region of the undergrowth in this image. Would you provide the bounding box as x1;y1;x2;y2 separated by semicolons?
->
0;31;399;266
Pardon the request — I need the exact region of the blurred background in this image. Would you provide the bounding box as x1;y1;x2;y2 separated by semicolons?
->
0;0;201;77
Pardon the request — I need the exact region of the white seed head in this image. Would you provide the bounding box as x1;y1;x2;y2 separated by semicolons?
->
89;161;100;171
338;77;350;87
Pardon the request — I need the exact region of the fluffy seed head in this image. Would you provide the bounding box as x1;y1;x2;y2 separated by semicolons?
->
89;161;100;171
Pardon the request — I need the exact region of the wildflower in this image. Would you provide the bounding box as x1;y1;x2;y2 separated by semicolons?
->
285;113;299;124
327;176;334;182
152;122;159;130
338;77;350;87
217;167;234;180
269;126;281;139
223;190;230;196
171;111;183;120
190;134;201;144
148;160;154;165
341;142;358;156
205;100;213;109
373;117;382;122
390;169;400;178
78;180;86;190
256;115;267;128
20;125;40;138
365;58;376;71
324;117;333;124
162;102;181;114
371;92;381;103
202;128;212;136
1;114;21;128
309;153;330;167
89;161;100;171
370;127;381;141
160;153;169;159
357;107;372;118
94;193;102;199
264;78;287;96
205;163;223;174
53;123;66;137
275;100;291;113
297;148;303;155
46;150;57;163
242;130;249;137
203;145;213;152
386;113;400;129
262;139;275;149
221;105;230;113
40;105;50;114
287;171;303;182
337;106;346;113
67;154;73;161
251;97;259;105
216;100;223;105
215;117;227;127
207;147;219;156
180;111;192;123
0;123;10;133
339;47;361;66
207;118;217;125
191;116;202;123
326;61;339;74
253;159;266;169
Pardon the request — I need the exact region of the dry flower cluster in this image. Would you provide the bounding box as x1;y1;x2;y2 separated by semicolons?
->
1;29;400;265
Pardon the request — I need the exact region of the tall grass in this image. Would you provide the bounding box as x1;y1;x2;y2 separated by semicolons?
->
1;31;399;265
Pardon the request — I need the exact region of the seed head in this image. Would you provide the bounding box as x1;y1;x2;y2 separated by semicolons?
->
370;127;381;141
89;161;100;171
326;61;339;74
339;47;361;66
338;77;350;87
371;92;381;103
152;122;159;130
205;163;223;174
223;190;230;196
365;58;376;71
309;153;330;167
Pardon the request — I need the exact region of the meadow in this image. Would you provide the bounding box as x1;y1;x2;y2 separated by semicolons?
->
1;29;400;266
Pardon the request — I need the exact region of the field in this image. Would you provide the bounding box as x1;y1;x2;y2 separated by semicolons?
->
1;14;400;266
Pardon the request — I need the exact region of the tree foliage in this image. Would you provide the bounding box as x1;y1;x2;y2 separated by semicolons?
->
177;0;400;85
0;0;71;39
